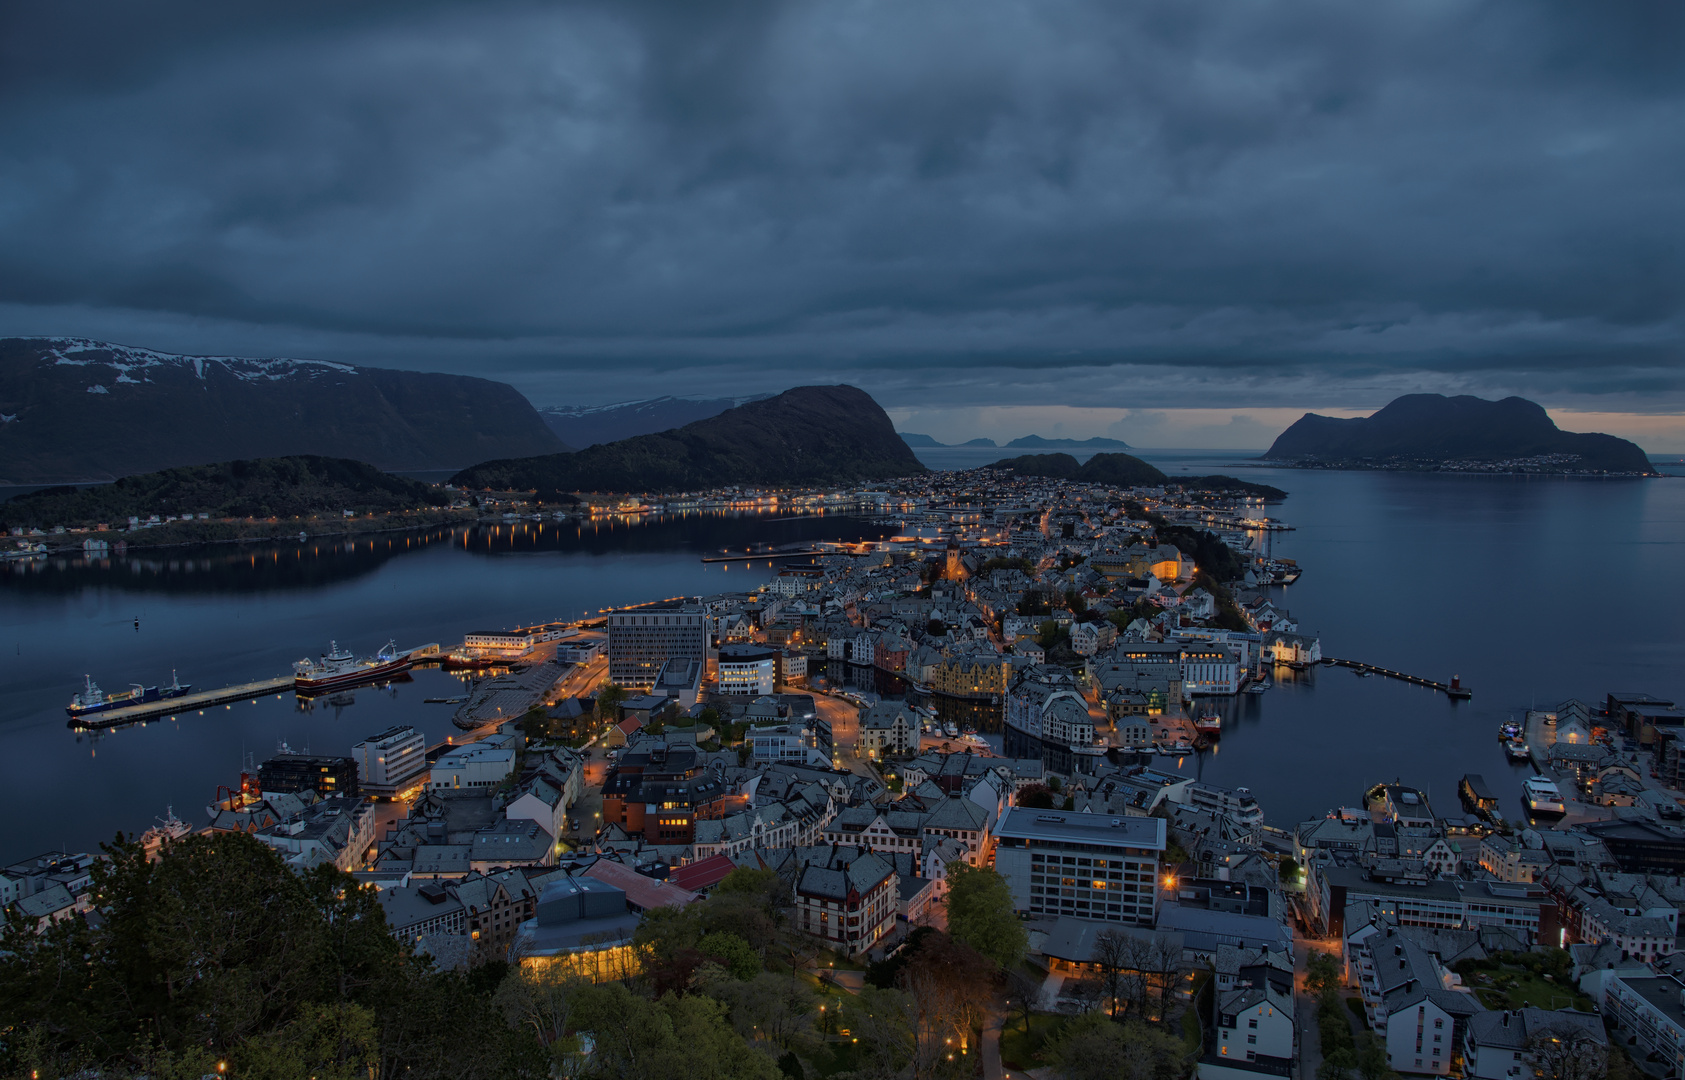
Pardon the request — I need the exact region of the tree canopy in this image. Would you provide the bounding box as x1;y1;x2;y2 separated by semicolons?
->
943;863;1027;971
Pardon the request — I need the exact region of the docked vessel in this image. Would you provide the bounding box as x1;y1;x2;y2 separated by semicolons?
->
66;670;193;717
1194;712;1223;736
294;640;411;694
140;807;192;857
943;721;960;738
1523;776;1567;815
1505;740;1532;761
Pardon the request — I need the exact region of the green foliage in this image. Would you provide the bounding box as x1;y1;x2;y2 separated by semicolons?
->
574;984;782;1080
926;618;947;637
1038;620;1062;648
1043;1012;1184;1080
865;927;936;989
1016;783;1056;809
699;706;721;725
597;683;629;710
0;831;543;1080
1306;951;1341;996
699;932;762;981
980;556;1035;575
944;863;1027;971
0;454;450;531
1159;527;1248;582
1278;856;1301;885
777;1049;805;1080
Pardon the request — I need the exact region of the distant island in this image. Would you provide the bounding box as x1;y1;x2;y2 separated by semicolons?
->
0;337;566;484
895;434;1128;449
1005;435;1132;449
991;452;1286;498
1266;394;1655;475
0;455;469;545
454;385;928;494
540;395;769;449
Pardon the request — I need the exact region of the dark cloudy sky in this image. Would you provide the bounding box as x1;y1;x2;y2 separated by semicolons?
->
1;1;1681;446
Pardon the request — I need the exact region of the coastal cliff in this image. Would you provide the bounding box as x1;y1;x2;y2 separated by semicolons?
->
453;384;928;493
1266;394;1653;474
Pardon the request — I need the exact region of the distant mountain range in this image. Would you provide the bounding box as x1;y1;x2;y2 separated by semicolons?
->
540;395;770;449
896;433;1130;449
1266;394;1653;474
454;385;927;493
993;452;1286;498
0;338;567;483
0;455;448;531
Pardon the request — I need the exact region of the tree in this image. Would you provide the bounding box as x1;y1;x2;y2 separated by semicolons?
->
1044;1013;1183;1080
573;983;781;1080
1005;968;1041;1037
494;961;589;1051
1306;951;1341;996
1528;1022;1610;1080
896;933;994;1066
1016;783;1056;809
698;932;762;981
1093;930;1131;1019
1354;1030;1395;1080
943;863;1027;971
1278;856;1301;886
926;618;947;637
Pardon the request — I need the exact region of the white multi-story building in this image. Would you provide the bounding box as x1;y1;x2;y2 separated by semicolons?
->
1182;643;1241;695
1203;983;1296;1078
717;644;778;696
991;808;1166;927
352;725;429;797
427;744;517;792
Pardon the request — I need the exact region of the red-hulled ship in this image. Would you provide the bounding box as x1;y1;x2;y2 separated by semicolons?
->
293;640;411;694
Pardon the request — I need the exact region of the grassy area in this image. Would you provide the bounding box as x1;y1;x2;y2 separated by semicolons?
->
999;1013;1070;1070
1470;969;1594;1012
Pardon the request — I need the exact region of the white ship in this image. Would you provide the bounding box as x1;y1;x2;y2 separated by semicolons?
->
1523;776;1566;816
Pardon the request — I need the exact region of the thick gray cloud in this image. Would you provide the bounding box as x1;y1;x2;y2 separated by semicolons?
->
0;0;1681;415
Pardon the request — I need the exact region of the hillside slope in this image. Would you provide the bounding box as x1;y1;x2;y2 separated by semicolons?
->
0;455;448;530
0;338;568;482
454;385;927;493
1266;394;1652;473
539;395;767;449
993;452;1286;498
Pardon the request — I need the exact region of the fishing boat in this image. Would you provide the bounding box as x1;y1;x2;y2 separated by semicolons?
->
1505;740;1532;762
140;807;192;857
294;640;411;694
1194;712;1223;736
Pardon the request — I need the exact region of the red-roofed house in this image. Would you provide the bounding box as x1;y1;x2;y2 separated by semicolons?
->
669;853;739;893
580;859;698;913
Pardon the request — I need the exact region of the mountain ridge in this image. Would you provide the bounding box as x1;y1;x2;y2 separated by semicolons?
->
539;395;769;449
1005;434;1132;449
453;385;927;493
0;337;568;483
1266;394;1653;473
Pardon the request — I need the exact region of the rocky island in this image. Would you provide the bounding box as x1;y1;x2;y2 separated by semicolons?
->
1265;394;1655;475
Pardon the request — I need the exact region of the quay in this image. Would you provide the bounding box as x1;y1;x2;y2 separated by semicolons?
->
1320;657;1473;699
68;676;296;729
701;550;823;563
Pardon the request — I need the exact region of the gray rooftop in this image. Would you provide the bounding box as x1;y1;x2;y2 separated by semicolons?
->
993;807;1166;851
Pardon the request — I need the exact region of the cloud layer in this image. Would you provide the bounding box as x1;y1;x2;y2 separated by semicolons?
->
1;0;1681;431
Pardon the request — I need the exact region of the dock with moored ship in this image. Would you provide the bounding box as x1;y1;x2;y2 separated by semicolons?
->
1320;658;1473;699
67;676;297;729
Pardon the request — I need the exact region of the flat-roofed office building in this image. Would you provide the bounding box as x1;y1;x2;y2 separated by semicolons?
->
352;725;428;797
992;808;1167;926
608;602;707;689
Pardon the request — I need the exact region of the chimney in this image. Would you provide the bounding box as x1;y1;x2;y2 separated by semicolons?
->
1501;1012;1509;1028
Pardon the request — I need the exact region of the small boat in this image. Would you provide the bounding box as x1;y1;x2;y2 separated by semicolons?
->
1505;740;1532;761
1245;681;1271;695
1194;713;1223;736
1498;720;1524;741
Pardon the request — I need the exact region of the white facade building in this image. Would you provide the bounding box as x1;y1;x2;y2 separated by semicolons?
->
427;744;517;792
352;725;429;797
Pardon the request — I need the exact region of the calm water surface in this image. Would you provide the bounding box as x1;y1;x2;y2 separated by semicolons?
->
3;456;1683;859
0;512;891;862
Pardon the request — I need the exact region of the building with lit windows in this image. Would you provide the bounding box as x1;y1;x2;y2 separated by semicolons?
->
608;602;707;689
599;741;735;844
795;847;899;956
717;643;778;696
352;725;428;797
991;808;1166;927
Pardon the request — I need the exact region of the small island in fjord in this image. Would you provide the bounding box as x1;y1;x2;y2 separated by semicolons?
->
1265;393;1655;475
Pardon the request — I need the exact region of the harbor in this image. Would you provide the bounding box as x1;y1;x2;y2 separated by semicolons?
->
67;675;297;728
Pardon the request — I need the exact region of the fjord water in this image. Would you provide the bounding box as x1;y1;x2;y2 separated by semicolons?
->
0;513;893;863
1;458;1682;860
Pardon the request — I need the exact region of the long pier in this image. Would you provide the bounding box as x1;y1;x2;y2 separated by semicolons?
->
700;550;824;563
68;676;297;729
1321;658;1472;699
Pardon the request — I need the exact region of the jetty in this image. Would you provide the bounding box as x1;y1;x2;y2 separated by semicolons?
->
68;676;296;729
701;550;824;563
1321;657;1473;699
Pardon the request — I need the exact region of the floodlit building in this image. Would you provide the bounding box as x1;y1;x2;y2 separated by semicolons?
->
608;602;707;689
352;725;429;797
